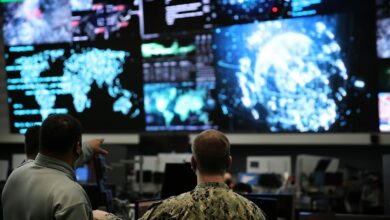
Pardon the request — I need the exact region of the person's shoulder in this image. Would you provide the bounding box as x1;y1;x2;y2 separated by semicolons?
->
48;173;89;203
231;193;267;219
17;159;34;168
139;192;194;220
15;159;34;170
6;160;33;179
159;191;194;207
57;178;87;196
231;191;252;202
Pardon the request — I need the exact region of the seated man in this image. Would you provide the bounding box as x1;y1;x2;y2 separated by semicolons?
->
140;129;266;220
2;114;120;220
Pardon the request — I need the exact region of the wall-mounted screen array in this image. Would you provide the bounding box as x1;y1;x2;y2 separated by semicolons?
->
1;0;382;133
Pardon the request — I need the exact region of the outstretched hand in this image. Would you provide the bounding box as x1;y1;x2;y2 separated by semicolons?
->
93;210;122;220
88;138;108;155
93;210;109;220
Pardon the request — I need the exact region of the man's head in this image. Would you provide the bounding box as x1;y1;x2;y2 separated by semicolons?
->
24;125;41;160
40;114;82;160
191;129;231;175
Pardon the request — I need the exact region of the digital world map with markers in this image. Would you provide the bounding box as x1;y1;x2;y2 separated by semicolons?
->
141;32;217;131
144;83;211;130
6;45;144;133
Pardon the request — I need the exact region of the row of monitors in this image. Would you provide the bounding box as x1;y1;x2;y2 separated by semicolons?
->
1;1;380;44
2;0;353;45
2;0;389;133
4;0;390;58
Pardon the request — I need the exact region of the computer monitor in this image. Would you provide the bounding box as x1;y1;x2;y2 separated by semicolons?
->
299;212;390;220
296;155;339;187
298;212;336;220
243;196;278;220
334;214;390;220
245;193;295;220
311;172;343;187
258;174;283;189
75;165;90;183
237;173;259;186
160;163;197;199
379;93;390;132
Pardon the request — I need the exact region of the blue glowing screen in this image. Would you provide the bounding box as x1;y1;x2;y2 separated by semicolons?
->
377;18;390;59
214;14;376;132
3;0;73;46
377;0;390;59
76;166;89;183
211;0;288;25
1;0;378;133
71;0;93;12
2;0;139;46
144;82;216;131
238;173;259;186
6;44;144;134
379;93;390;132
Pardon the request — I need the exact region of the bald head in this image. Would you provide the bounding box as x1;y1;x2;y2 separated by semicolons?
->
191;129;231;175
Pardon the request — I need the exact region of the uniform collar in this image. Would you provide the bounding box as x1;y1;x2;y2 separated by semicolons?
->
35;153;76;181
196;182;230;190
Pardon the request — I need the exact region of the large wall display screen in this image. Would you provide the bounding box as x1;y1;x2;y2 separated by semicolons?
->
5;43;144;134
1;0;380;134
213;14;377;132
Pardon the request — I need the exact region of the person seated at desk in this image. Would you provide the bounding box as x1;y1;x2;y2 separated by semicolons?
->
2;114;120;220
140;129;266;220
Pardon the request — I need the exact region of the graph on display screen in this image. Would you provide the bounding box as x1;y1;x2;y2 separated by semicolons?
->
141;0;212;36
142;32;219;131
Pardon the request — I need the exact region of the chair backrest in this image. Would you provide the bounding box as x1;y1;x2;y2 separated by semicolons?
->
245;193;295;220
245;196;278;220
160;163;197;199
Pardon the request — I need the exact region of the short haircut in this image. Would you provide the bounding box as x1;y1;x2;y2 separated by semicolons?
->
24;125;41;158
191;129;231;175
40;114;82;155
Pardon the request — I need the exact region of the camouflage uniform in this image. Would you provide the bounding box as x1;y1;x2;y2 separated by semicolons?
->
139;182;266;220
104;213;122;220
